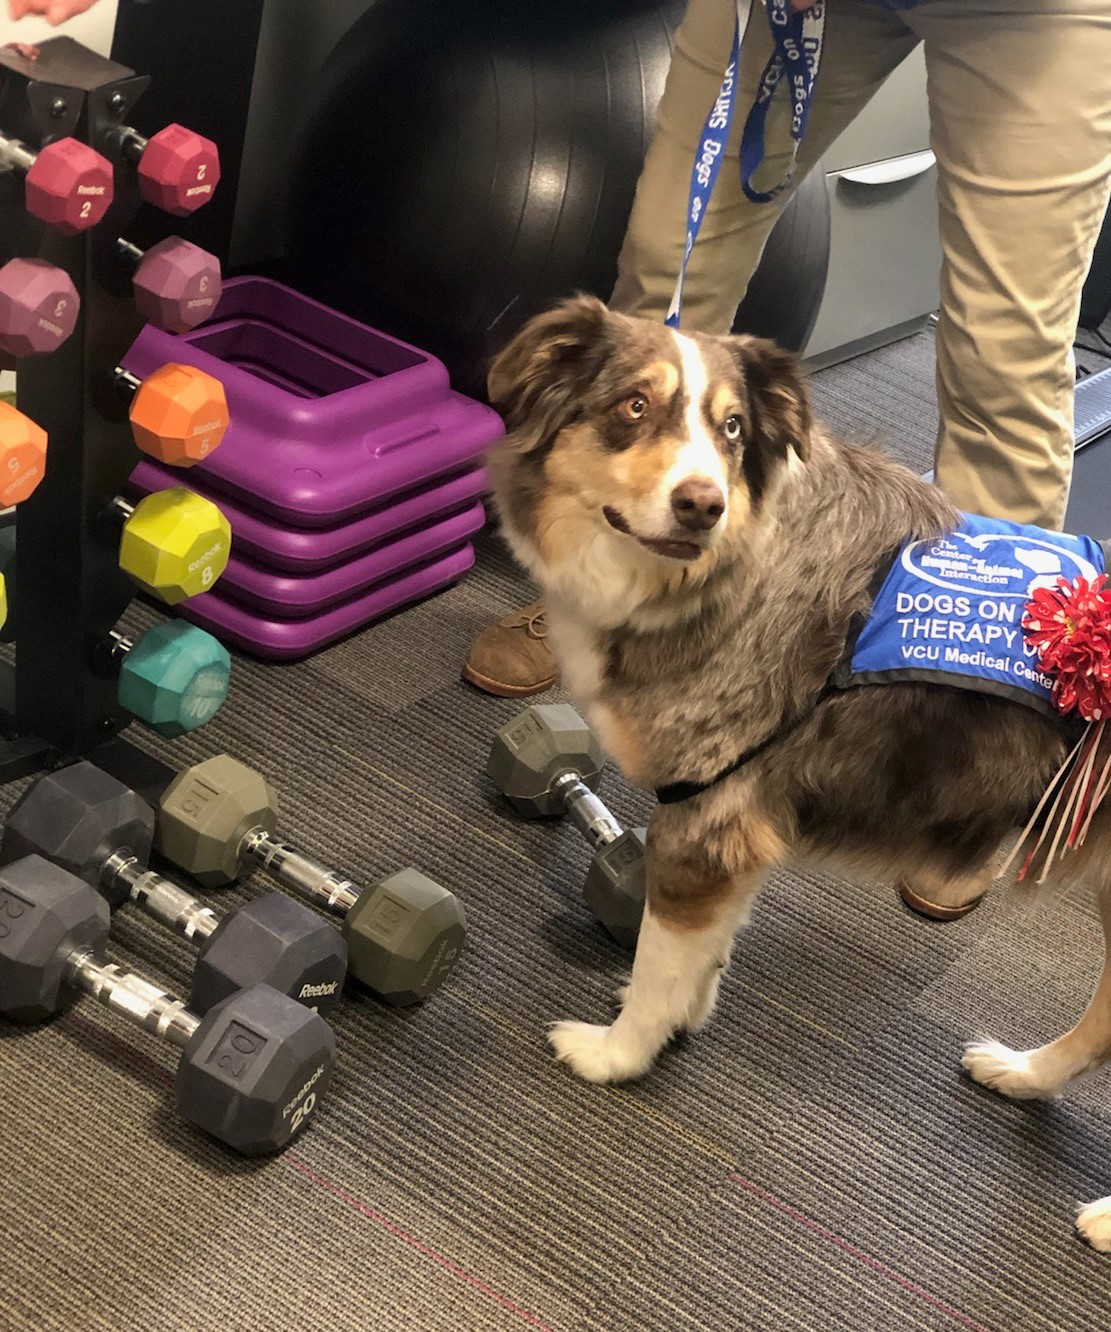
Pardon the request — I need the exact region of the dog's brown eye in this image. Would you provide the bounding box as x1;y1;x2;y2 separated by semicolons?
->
620;394;649;422
724;415;742;443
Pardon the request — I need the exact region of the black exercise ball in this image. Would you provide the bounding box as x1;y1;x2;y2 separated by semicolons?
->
289;0;829;395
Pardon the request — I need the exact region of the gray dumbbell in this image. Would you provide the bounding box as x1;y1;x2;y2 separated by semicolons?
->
150;754;466;1006
487;704;646;946
0;763;348;1016
0;854;334;1155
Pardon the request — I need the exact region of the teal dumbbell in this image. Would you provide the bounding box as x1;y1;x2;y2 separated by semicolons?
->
113;621;231;737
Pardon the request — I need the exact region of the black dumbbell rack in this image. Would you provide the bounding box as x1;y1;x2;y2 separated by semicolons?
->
0;37;173;781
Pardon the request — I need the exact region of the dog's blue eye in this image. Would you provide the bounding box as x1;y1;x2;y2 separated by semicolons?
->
724;415;742;442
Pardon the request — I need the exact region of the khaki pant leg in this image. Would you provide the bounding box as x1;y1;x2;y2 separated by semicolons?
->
908;0;1111;530
610;0;919;334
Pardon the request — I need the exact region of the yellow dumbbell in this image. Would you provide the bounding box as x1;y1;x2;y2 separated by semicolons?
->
112;487;231;604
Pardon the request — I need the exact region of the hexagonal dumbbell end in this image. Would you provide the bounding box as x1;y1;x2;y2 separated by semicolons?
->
487;704;606;817
117;621;231;737
117;488;232;604
132;237;222;333
136;125;221;216
0;401;47;507
129;363;229;467
177;983;334;1155
0;854;109;1023
344;869;467;1005
1;762;156;908
583;827;646;948
0;258;79;358
190;893;347;1017
24;138;113;233
156;756;278;887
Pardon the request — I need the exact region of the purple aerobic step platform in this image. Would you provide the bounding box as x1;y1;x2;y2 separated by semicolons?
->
215;502;485;617
175;546;476;661
123;275;504;528
127;463;487;573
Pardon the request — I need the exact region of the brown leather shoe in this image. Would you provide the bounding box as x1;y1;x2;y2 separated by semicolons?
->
462;597;559;698
898;881;985;921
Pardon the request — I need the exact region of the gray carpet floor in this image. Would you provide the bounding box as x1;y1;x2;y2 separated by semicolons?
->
3;321;1111;1332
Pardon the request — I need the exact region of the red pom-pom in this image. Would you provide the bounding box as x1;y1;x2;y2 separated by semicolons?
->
1023;576;1111;721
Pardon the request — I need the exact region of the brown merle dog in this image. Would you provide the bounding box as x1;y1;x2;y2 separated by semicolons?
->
485;294;1111;1249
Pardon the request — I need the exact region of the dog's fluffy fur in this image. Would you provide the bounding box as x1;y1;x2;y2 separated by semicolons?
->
486;294;1111;1249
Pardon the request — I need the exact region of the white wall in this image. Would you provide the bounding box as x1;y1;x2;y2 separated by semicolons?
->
0;2;119;393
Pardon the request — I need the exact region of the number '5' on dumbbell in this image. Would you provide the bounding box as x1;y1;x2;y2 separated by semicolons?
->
0;854;332;1155
146;755;468;1005
0;764;349;1016
488;704;647;947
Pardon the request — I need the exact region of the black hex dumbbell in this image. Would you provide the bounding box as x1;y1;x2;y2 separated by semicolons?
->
488;704;647;946
147;755;466;1006
0;854;334;1155
0;764;348;1016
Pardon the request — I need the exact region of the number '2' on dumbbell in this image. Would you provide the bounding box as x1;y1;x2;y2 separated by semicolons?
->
0;854;333;1155
488;704;647;947
0;764;348;1016
149;755;467;1005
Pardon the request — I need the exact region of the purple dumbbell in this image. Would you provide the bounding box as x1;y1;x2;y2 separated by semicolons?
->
118;236;222;333
0;133;113;233
0;258;79;359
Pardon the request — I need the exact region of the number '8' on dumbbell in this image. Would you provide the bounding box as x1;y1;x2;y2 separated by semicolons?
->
488;704;647;946
0;854;333;1155
0;764;348;1016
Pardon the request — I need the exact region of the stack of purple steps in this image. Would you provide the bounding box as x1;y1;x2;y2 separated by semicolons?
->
125;276;503;660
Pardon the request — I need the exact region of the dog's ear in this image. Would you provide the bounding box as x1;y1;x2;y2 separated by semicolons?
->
487;295;611;450
732;335;812;465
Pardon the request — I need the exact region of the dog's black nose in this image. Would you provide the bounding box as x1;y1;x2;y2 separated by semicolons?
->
670;478;725;531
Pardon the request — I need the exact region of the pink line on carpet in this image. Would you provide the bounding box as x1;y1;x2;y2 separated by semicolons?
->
729;1173;992;1332
286;1154;557;1331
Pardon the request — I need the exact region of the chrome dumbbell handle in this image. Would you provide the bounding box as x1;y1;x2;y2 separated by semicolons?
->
238;828;360;918
101;850;221;943
0;135;36;174
66;948;199;1048
551;771;623;852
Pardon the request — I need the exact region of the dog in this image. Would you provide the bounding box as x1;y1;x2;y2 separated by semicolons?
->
484;293;1111;1250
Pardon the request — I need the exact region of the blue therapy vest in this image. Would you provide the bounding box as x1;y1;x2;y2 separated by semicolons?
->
834;513;1107;717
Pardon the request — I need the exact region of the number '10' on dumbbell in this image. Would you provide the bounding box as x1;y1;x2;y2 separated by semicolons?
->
139;754;468;1005
0;854;332;1155
0;764;349;1016
488;704;647;947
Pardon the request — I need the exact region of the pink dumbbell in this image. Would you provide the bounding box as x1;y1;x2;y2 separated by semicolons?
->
118;236;222;333
116;123;220;216
0;133;113;233
0;259;79;359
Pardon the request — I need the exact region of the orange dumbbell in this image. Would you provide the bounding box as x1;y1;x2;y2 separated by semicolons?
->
115;362;229;467
0;401;47;506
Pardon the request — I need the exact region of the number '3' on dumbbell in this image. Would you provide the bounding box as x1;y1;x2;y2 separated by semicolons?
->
149;755;467;1006
0;763;348;1015
488;704;647;947
0;854;332;1155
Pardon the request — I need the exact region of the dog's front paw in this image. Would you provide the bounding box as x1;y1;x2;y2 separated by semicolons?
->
1077;1198;1111;1252
548;1020;653;1083
961;1040;1061;1100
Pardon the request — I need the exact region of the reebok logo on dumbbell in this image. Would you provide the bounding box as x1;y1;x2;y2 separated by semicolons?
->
282;1062;327;1120
299;981;339;999
188;539;226;572
76;183;107;195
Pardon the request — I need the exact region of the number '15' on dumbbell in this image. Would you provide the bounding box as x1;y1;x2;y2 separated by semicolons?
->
488;704;647;946
143;755;468;1006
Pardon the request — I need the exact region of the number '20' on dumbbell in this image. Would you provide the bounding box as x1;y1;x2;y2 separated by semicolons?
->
1;764;348;1017
0;854;333;1155
142;755;467;1006
488;704;647;947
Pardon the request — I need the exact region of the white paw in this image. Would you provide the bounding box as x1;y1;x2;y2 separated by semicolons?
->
548;1020;653;1083
961;1040;1062;1100
613;981;631;1010
1077;1198;1111;1252
686;970;723;1033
